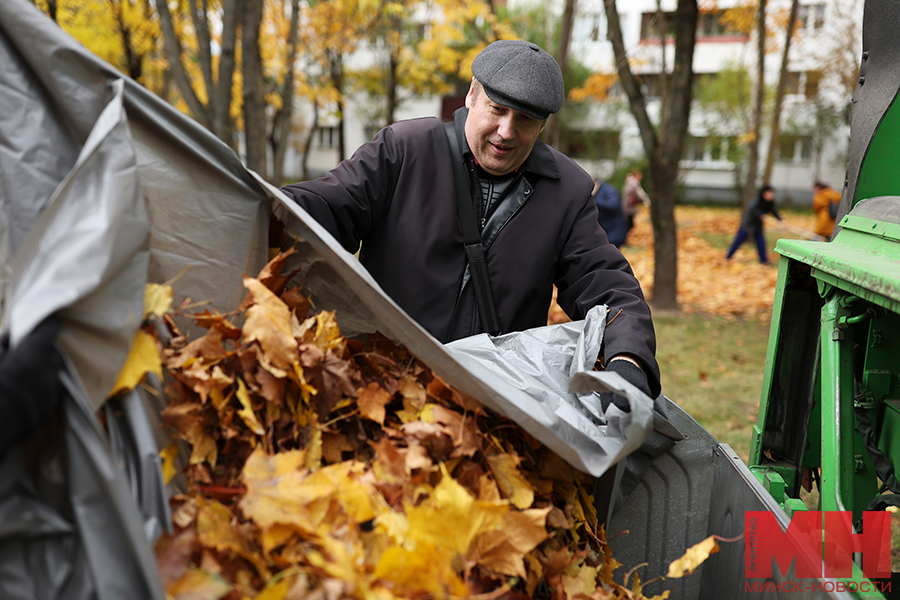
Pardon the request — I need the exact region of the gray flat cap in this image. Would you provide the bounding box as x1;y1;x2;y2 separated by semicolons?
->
471;40;564;120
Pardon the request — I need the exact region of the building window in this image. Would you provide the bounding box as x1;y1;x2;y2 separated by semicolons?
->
777;135;813;162
783;71;821;98
317;127;338;149
798;4;826;30
683;136;739;163
561;130;620;160
640;9;743;41
804;70;822;97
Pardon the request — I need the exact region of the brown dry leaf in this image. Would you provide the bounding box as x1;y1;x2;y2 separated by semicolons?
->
256;246;299;294
156;531;196;588
486;453;535;509
398;374;427;409
242;276;299;371
196;500;246;554
562;564;599;600
666;535;720;578
470;506;551;577
358;382;393;425
431;404;479;458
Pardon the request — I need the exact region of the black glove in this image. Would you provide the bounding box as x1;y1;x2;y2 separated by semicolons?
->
598;358;650;413
0;315;65;456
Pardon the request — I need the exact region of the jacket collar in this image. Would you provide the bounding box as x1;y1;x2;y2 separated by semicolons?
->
452;108;561;180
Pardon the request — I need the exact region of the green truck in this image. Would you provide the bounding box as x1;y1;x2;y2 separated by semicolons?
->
610;1;899;597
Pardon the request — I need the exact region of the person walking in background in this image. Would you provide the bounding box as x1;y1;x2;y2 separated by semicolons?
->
812;181;842;239
726;184;782;264
593;179;627;248
621;168;649;244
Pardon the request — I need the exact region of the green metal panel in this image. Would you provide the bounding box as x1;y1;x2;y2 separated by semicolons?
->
775;216;900;315
856;96;900;205
750;254;794;467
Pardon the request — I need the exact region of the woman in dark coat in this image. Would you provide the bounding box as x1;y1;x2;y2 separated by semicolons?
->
725;184;782;264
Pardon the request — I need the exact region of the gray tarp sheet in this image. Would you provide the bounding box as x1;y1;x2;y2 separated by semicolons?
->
0;1;657;597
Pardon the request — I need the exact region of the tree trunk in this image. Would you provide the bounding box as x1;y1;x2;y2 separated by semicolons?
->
110;0;142;81
189;0;215;102
327;51;346;161
544;0;576;148
270;0;301;184
657;0;668;110
762;0;800;184
156;0;210;128
301;102;319;182
604;0;697;310
242;0;268;176
213;0;240;144
742;0;766;209
386;47;399;126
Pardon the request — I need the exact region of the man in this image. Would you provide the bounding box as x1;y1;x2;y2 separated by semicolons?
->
282;40;660;404
812;181;842;239
621;168;649;242
593;179;627;248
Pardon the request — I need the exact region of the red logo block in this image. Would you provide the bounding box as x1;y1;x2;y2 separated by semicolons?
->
745;511;891;579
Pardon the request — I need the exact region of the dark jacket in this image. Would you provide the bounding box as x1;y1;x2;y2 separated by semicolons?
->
593;181;627;247
741;191;781;234
281;109;661;397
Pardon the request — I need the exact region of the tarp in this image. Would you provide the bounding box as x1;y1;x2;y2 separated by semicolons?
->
0;1;661;597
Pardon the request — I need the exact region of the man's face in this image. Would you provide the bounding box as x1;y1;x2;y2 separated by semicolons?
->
464;81;544;176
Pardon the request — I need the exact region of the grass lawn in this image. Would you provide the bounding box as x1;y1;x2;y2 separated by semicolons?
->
653;311;770;463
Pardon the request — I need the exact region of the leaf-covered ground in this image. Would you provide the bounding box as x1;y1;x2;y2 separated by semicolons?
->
623;205;819;321
549;205;820;325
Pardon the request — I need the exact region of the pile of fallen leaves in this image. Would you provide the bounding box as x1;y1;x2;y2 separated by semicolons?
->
142;248;685;600
626;205;820;322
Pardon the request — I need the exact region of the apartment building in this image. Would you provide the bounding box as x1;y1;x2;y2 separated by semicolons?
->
288;0;861;206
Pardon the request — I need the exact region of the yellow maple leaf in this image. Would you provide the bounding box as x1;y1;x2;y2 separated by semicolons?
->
405;466;508;556
242;277;299;371
143;282;173;319
159;442;179;485
254;576;292;600
167;567;230;600
313;310;343;352
109;328;162;396
236;378;266;436
373;544;468;597
486;453;534;509
666;535;720;578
